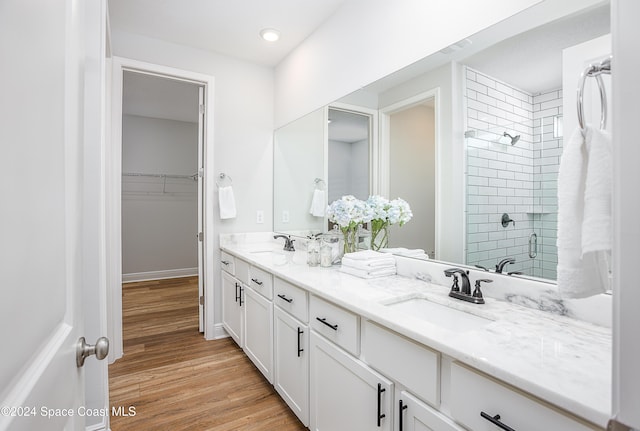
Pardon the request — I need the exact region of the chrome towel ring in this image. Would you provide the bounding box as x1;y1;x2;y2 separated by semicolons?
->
577;56;611;131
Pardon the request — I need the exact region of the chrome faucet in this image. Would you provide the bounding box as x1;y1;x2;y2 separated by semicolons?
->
274;234;295;251
495;257;515;273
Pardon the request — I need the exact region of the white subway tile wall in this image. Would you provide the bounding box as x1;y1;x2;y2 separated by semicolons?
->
465;68;562;279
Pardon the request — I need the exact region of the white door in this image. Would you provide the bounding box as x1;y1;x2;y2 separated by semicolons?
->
0;0;105;430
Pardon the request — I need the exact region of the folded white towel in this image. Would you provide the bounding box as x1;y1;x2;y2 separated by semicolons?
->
557;126;611;298
309;189;325;217
380;248;429;259
339;265;396;279
218;185;237;219
341;256;396;271
342;250;387;260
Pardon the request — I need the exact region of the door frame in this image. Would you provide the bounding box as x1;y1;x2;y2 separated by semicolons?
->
379;88;441;258
108;57;216;361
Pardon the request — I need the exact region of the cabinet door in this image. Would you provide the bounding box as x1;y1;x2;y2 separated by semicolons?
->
244;286;274;383
310;332;392;431
222;271;243;347
274;307;309;426
397;390;464;431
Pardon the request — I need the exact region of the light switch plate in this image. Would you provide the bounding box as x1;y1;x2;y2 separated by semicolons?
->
282;210;290;223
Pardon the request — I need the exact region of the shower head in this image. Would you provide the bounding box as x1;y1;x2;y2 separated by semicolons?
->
503;132;520;145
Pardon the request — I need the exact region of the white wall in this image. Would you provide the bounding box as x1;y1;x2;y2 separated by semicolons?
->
328;138;369;202
111;30;274;326
121;115;198;276
389;105;436;255
274;0;542;127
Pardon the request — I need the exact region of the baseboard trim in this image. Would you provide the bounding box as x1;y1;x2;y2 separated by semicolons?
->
211;323;229;340
122;268;198;283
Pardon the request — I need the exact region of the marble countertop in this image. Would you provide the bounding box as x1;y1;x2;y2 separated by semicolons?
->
221;241;611;428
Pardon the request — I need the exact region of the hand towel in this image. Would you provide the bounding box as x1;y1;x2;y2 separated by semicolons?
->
309;189;325;217
218;185;237;219
557;126;611;298
339;265;397;279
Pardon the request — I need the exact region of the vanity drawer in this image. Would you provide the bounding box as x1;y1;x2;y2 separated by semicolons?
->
274;277;308;323
220;251;235;275
362;320;440;407
234;258;249;286
309;295;360;356
248;265;273;300
450;362;600;431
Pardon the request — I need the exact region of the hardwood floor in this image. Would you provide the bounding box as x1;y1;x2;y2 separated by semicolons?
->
109;276;306;431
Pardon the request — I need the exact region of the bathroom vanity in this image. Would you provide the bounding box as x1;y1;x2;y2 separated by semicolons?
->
220;233;610;431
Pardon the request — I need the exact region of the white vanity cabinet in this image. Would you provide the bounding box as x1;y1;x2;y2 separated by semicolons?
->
274;277;310;426
274;306;309;426
310;331;393;431
221;270;244;347
243;265;274;383
219;247;605;431
244;285;274;383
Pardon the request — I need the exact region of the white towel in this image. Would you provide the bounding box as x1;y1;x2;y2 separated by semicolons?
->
339;265;396;279
218;185;237;219
557;126;611;298
380;248;429;259
309;189;325;217
341;256;396;271
342;250;386;260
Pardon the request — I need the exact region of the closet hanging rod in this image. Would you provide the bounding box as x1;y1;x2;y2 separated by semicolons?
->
577;56;611;131
122;172;198;181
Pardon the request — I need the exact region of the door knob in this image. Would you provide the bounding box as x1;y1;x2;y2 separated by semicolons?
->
76;336;109;367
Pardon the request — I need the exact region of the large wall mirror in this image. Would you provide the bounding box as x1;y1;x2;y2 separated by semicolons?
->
273;0;611;283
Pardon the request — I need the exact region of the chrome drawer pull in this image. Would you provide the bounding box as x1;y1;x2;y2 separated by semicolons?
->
481;412;516;431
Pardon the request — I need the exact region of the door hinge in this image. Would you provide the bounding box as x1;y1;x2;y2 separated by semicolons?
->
199;104;205;114
199;295;204;306
198;232;204;241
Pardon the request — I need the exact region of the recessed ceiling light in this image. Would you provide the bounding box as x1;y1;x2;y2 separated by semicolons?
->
260;28;280;42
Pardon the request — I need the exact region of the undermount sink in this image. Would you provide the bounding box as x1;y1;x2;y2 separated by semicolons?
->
385;297;493;332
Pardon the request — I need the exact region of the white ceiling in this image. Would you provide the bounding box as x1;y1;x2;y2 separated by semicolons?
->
108;0;348;67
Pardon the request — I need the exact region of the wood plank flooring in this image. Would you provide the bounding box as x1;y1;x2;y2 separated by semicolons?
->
109;276;306;431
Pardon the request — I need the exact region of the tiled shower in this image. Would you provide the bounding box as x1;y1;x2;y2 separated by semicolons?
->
464;67;562;279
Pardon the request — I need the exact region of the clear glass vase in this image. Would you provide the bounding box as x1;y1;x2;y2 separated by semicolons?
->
370;220;389;251
342;226;359;255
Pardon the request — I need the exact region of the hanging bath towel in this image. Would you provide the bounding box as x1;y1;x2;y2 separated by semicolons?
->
218;185;237;219
557;126;611;298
